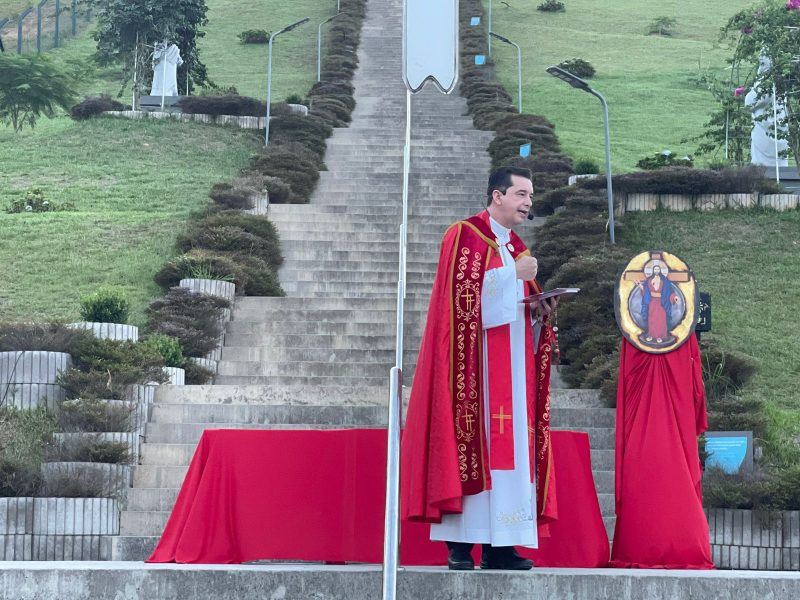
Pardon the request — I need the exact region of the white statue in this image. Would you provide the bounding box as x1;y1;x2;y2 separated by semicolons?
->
744;55;789;167
150;42;184;97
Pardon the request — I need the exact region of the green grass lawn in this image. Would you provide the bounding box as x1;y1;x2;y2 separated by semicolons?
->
0;0;330;326
618;209;800;459
0;118;260;326
483;0;754;171
200;0;335;101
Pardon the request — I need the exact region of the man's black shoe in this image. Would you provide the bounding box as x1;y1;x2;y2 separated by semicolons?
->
480;545;533;570
446;541;475;570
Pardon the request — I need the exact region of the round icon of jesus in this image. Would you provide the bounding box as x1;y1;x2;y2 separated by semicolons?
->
615;251;699;354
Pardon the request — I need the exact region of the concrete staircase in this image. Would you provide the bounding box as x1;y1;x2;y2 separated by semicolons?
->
111;0;614;560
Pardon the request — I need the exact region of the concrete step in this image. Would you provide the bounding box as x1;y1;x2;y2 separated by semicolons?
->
10;561;800;598
223;321;424;338
126;487;180;512
213;374;392;387
154;384;389;406
148;404;386;428
218;346;416;364
110;535;158;561
120;510;168;537
550;407;616;429
215;360;403;378
221;334;423;351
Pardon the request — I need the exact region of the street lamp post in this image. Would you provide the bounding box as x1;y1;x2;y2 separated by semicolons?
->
490;31;522;113
265;17;310;146
487;0;492;55
318;13;342;82
546;65;615;244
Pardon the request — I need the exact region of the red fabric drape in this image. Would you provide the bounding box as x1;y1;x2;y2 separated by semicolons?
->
148;429;607;567
609;336;713;569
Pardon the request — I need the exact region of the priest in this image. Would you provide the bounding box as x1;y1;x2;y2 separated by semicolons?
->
401;166;558;571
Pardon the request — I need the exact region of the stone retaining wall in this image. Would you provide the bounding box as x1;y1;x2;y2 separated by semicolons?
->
707;508;800;570
618;192;797;215
0;497;118;560
0;351;71;410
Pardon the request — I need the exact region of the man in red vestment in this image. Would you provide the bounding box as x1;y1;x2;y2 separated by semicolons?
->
401;166;558;570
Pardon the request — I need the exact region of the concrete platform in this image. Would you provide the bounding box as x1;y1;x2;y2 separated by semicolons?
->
1;562;799;599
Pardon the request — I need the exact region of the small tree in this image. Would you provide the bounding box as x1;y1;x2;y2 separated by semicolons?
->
648;16;677;37
88;0;210;106
0;54;79;132
684;73;752;166
722;1;800;164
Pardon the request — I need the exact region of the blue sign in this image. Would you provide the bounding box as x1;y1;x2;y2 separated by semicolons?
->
705;432;752;474
474;55;486;65
470;16;481;26
519;143;531;158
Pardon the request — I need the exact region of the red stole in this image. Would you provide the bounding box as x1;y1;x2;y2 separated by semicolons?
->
401;210;557;528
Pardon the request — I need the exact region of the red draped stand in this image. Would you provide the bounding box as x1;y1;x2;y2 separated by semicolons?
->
147;429;608;567
609;337;713;569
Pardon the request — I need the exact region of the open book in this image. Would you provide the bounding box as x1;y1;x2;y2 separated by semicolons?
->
520;287;580;304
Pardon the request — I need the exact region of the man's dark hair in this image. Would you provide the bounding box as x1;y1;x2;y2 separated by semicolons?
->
486;166;533;206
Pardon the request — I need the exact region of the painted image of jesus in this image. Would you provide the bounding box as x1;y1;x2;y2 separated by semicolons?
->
635;261;681;345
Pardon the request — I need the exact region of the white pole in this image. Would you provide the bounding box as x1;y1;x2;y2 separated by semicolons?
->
265;34;275;145
773;82;780;182
160;42;167;111
382;87;411;600
487;0;492;55
132;32;138;110
724;110;729;161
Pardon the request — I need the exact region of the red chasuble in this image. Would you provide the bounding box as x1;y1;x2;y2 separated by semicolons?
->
400;210;557;529
610;335;714;569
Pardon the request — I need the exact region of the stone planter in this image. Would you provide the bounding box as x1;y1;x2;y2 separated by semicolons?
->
707;508;800;570
189;356;217;374
179;278;236;303
41;462;132;497
164;366;185;385
0;497;118;560
567;173;598;186
660;194;693;211
697;194;728;211
727;193;758;209
760;194;799;211
68;322;139;342
205;346;223;362
0;350;71;410
245;192;269;216
625;193;659;212
287;103;309;116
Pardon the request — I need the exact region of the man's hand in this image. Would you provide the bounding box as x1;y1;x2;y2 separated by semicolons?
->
516;256;538;281
533;296;558;320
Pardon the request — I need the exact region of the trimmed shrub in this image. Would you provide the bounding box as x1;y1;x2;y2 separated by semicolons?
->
637;150;694;170
142;334;184;368
79;287;130;324
249;146;321;203
178;95;266;117
238;29;269;44
146;287;230;357
0;407;57;496
183;359;214;384
70;95;126;120
209;182;254;210
0;322;91;353
285;93;305;105
574;158;601;175
72;337;167;386
57;398;134;433
537;0;565;12
45;435;131;464
579;166;779;195
154;251;240;290
557;58;595;79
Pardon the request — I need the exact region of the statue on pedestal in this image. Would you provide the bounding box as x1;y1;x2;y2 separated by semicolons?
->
150;42;184;97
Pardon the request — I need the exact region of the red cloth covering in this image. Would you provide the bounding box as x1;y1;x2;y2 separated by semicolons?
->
147;429;607;567
609;336;714;569
400;210;556;528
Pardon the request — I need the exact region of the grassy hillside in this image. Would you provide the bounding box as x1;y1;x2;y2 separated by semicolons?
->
484;0;754;171
0;118;259;326
0;0;334;325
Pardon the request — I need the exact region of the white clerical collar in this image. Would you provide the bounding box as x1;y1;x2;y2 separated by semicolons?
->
489;216;511;243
